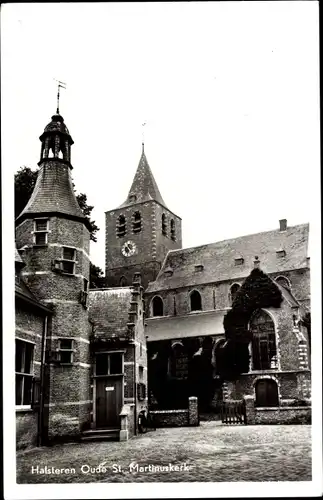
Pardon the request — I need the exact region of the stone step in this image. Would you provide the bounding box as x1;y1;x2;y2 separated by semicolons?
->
81;428;120;442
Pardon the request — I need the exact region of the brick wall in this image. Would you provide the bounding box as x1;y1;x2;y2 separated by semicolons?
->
15;303;45;449
105;201;181;290
149;397;199;427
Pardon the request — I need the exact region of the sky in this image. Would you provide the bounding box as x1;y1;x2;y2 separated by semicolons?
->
2;2;320;270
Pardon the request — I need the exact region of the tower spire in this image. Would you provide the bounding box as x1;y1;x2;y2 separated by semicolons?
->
142;122;146;153
55;80;66;114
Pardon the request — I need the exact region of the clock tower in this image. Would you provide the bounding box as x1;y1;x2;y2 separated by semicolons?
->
105;145;182;290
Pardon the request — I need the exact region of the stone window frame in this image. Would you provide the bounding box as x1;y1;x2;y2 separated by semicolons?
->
189;289;202;312
275;275;291;291
168;341;188;379
162;213;168;236
116;214;127;238
150;295;164;317
253;375;281;407
132;211;142;234
57;338;75;364
33;217;49;246
61;246;77;275
15;337;35;409
170;219;176;241
248;309;280;373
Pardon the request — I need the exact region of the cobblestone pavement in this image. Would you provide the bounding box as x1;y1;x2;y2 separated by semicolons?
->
16;423;311;483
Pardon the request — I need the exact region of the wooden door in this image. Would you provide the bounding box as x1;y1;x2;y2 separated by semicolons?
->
96;376;123;428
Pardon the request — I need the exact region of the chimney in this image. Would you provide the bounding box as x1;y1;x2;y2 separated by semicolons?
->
279;219;287;231
254;256;260;268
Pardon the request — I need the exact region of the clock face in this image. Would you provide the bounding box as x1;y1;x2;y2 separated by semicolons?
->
121;240;137;257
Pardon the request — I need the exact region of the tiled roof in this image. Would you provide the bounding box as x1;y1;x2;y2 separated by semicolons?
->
118;149;168;209
146;223;309;292
15;278;52;313
15;246;24;264
88;288;132;338
16;162;86;224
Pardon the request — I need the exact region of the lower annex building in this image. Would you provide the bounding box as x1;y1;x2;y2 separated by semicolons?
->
15;106;311;449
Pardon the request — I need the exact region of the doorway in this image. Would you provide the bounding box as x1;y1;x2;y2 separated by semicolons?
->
94;351;124;429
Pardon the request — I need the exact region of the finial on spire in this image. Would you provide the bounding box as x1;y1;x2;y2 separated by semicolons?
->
142;122;146;152
54;79;66;114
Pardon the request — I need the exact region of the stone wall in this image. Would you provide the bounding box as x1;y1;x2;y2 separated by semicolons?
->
244;395;311;425
150;397;199;428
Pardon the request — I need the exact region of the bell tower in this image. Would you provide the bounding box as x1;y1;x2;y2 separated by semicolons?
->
105;145;182;290
15;102;92;443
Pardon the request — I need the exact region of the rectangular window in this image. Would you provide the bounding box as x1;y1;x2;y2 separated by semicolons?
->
139;365;144;381
34;218;49;246
58;338;74;364
276;250;286;258
234;258;244;266
194;265;204;272
95;352;123;376
61;247;76;274
15;339;34;406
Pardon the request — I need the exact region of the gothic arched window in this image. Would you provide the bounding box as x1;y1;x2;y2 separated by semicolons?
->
162;213;167;236
151;296;164;317
116;215;126;237
132;211;142;233
119;276;127;287
255;378;279;407
170;219;176;241
250;310;277;370
190;290;202;312
169;342;188;379
230;283;240;305
275;276;291;290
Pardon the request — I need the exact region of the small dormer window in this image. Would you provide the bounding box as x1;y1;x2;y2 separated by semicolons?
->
34;218;49;246
164;267;173;277
234;257;244;266
194;265;204;272
276;249;286;258
129;194;137;203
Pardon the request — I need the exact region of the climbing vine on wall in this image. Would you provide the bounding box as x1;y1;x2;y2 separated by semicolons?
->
218;268;283;381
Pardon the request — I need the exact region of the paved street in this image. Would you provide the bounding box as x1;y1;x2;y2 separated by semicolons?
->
17;423;311;483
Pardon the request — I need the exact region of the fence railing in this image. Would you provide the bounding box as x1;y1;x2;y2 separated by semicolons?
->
221;400;246;425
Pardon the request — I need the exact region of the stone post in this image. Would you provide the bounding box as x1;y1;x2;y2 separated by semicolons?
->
188;396;199;426
244;395;256;425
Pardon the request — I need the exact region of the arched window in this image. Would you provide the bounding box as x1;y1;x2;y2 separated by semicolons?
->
169;342;188;379
275;276;291;290
190;290;202;312
132;211;142;233
255;378;279;407
151;296;164;317
250;310;277;370
119;276;127;287
230;283;240;304
116;215;126;237
170;219;176;241
162;213;167;236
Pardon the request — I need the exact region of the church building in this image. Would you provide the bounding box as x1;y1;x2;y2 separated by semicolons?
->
15;102;311;449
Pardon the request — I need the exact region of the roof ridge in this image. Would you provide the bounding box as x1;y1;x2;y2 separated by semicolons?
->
166;222;309;255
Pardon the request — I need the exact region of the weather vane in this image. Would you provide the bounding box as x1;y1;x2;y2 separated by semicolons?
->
142;122;146;151
54;79;66;114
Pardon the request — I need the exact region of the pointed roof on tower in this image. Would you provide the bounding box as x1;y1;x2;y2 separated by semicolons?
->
119;145;168;209
15;111;91;230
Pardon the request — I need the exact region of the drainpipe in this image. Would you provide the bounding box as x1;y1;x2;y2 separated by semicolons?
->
37;314;48;447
